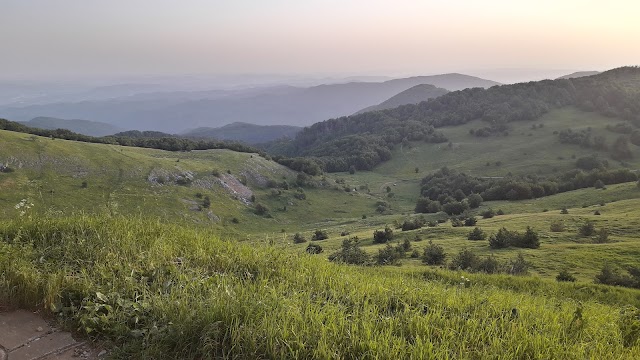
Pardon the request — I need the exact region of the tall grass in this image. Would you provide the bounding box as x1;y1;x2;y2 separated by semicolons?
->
1;216;640;359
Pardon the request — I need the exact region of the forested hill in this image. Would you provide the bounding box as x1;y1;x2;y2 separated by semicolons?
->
268;67;640;173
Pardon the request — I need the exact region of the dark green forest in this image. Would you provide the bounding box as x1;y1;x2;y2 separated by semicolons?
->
267;67;640;173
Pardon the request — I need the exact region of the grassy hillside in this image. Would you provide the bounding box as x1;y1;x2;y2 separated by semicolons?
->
326;107;640;213
0;129;378;235
2;216;640;359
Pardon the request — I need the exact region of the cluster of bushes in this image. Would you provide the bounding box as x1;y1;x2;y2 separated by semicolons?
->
558;129;634;161
595;264;640;289
329;237;415;266
422;241;530;275
415;167;637;212
488;227;540;249
373;226;394;244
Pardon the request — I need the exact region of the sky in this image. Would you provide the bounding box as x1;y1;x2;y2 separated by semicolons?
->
1;0;639;81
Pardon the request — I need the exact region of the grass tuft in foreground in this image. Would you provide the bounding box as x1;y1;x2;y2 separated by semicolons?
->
2;216;640;359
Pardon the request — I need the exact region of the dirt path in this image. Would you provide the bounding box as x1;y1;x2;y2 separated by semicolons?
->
0;310;104;360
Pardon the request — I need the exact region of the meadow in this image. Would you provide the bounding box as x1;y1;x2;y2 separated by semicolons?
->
2;216;640;359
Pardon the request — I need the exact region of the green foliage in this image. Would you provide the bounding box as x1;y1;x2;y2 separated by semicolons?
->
401;217;425;231
516;227;541;249
557;269;577;282
2;217;640;358
311;230;329;241
373;226;394;244
293;233;307;244
482;208;496;219
508;253;530;275
422;240;446;265
489;228;515;249
597;228;610;243
254;203;270;216
550;221;565;232
467;227;486;241
579;221;596;237
449;249;479;271
202;196;211;209
329;238;369;265
418;167;637;212
305;243;323;254
467;193;483;208
375;244;404;266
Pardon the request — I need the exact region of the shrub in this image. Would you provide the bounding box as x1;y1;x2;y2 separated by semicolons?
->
442;201;469;215
561;208;569;214
293;233;307;244
312;230;329;241
401;218;425;231
594;179;605;189
594;210;601;215
211;169;221;177
464;217;477;226
203;196;211;209
422;241;446;265
489;228;516;249
482;209;496;219
596;228;609;243
305;244;323;254
496;209;505;216
514;227;540;249
550;221;565;232
594;264;638;288
195;192;203;199
579;221;596;237
467;227;486;240
556;269;577;282
449;249;479;271
373;226;394;244
254;203;269;216
231;217;240;224
375;244;403;265
477;255;501;274
467;193;483;209
451;218;463;227
329;238;369;265
508;253;530;275
81;181;88;188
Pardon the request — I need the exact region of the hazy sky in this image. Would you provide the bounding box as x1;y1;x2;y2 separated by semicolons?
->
1;0;639;80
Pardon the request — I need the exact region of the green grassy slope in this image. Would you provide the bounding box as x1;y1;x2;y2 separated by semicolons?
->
0;129;378;235
2;216;640;359
343;107;640;213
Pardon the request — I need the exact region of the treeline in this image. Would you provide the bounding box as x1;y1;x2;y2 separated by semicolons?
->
266;111;448;172
415;167;638;214
0;118;263;155
269;67;640;172
558;128;636;160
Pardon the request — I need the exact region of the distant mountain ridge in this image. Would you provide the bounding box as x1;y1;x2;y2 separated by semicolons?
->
355;84;449;114
556;71;601;79
0;73;500;133
20;117;122;137
182;122;302;144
